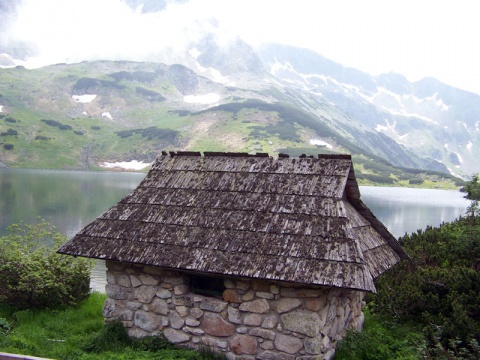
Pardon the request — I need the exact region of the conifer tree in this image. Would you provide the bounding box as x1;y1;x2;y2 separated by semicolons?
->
463;174;480;223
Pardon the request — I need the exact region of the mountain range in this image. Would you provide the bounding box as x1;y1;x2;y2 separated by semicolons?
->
0;32;478;183
257;44;479;178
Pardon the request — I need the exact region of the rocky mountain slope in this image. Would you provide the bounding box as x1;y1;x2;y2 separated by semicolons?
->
0;37;475;186
256;44;480;178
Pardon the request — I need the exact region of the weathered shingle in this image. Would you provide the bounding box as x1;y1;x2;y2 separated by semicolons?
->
58;152;408;293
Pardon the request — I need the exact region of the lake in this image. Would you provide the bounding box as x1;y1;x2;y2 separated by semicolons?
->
0;168;146;238
0;168;470;290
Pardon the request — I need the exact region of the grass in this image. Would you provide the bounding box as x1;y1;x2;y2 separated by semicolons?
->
335;308;426;360
0;63;191;169
0;105;186;169
0;292;105;358
0;292;223;360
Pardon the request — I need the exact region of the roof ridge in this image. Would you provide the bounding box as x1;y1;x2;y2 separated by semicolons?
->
318;154;352;160
160;151;352;160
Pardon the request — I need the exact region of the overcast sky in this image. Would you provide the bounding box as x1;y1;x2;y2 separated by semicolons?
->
2;0;479;95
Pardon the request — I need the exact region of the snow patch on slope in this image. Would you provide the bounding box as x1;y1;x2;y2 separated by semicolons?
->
467;141;473;151
102;112;113;120
184;93;220;105
269;59;329;91
0;105;3;113
423;93;449;111
269;59;293;76
305;74;329;84
456;153;463;164
385;109;438;124
362;87;442;123
189;48;231;84
310;139;333;149
405;92;450;111
72;94;97;103
101;160;151;170
446;166;457;175
0;53;19;69
375;119;410;142
201;67;230;84
364;87;450;113
375;119;395;133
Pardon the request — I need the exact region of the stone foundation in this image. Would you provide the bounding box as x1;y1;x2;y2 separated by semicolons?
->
104;261;365;360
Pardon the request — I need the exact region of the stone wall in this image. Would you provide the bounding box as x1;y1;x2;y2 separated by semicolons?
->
103;261;365;360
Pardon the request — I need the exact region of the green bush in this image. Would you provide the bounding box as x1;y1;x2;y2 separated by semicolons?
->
41;119;74;131
0;129;18;136
135;87;166;101
250;119;301;142
41;119;63;127
136;333;172;352
0;318;10;335
463;174;480;219
82;319;134;353
0;220;92;309
372;215;480;356
109;71;157;83
34;135;50;140
168;110;190;117
73;77;124;91
115;127;179;142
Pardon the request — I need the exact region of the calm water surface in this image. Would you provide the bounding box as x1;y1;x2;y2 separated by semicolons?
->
0;169;470;291
360;186;469;238
0;168;145;238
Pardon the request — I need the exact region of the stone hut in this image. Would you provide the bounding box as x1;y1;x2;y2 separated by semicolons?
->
58;151;408;360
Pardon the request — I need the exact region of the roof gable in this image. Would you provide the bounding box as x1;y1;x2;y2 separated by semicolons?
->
58;152;408;292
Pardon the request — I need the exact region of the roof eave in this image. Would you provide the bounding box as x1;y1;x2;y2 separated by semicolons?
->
344;163;410;261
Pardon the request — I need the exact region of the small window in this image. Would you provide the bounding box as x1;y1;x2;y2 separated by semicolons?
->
190;274;226;297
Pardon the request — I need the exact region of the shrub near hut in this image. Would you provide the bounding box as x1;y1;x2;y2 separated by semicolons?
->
0;220;92;309
372;215;480;357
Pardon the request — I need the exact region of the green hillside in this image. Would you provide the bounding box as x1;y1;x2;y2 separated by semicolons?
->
0;61;464;188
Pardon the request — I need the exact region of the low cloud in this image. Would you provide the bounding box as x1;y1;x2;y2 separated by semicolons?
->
1;0;479;95
1;0;236;67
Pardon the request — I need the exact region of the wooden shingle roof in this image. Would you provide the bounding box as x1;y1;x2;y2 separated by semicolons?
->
58;151;408;292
